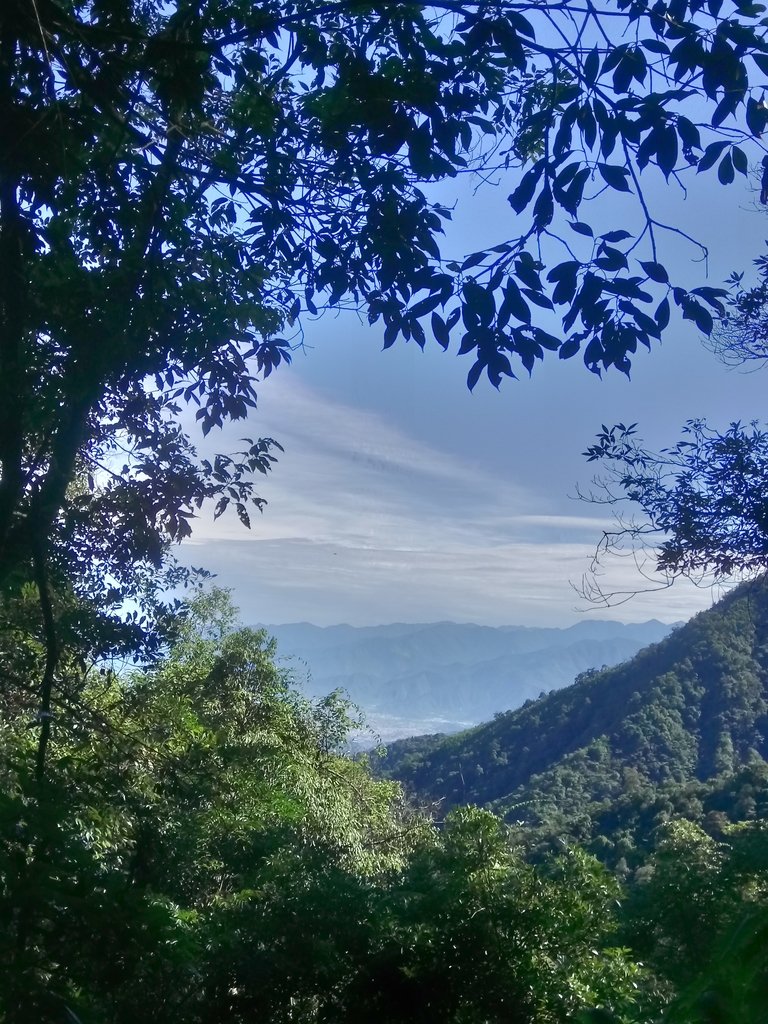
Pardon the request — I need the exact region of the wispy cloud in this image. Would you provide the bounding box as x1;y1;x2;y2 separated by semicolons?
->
187;374;531;545
180;374;720;627
183;535;720;627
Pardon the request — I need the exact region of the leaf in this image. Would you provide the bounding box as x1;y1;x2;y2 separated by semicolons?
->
676;116;700;153
746;96;768;136
560;167;591;214
691;285;728;311
409;292;443;318
497;279;531;327
515;254;543;290
640;261;669;284
431;311;450;349
467;359;484;391
522;288;554;310
463;280;495;327
534;327;562;351
712;93;739;128
383;322;399;349
551;263;580;304
584;337;604;370
236;503;251;529
682;297;714;334
446;308;461;331
597;163;632;192
533;182;554;229
547;260;581;283
559;337;581;359
508;10;535;37
508;163;545;213
657;125;678;178
731;146;748;175
613;54;634;93
642;38;670;54
584;48;600;85
697;140;729;172
461;251;487;271
717;152;735;185
629;307;662;339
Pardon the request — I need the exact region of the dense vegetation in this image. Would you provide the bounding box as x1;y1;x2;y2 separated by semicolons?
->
379;577;768;863
2;588;767;1023
0;591;656;1022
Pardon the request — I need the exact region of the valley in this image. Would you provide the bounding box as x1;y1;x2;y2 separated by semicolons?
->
263;618;674;741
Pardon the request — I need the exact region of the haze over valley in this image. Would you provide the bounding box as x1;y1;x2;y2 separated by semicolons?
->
264;618;675;741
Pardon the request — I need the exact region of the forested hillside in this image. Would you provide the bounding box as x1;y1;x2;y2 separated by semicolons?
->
4;589;766;1024
379;579;768;860
0;591;713;1024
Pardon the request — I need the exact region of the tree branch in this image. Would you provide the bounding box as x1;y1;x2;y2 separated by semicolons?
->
0;20;28;574
33;540;58;784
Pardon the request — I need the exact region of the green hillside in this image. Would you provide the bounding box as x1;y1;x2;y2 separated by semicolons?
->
378;579;768;860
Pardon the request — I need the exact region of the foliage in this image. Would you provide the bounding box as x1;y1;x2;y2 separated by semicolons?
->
379;586;768;1023
3;0;768;648
710;254;768;367
579;242;768;593
342;808;655;1024
624;820;768;1024
0;590;417;1021
4;4;768;1017
582;419;768;585
379;576;768;861
0;591;665;1024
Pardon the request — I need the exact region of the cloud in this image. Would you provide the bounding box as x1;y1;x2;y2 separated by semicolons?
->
179;374;719;627
180;535;720;627
186;373;532;546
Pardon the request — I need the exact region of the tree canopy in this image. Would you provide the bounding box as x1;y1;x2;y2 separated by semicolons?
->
0;589;660;1024
3;586;766;1024
579;240;768;594
583;419;768;586
3;0;768;643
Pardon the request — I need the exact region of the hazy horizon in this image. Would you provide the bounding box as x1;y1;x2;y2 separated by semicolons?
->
256;614;681;628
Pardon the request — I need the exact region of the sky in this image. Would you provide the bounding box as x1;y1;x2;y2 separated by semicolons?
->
179;154;768;628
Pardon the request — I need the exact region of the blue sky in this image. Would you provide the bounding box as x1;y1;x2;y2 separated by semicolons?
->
180;161;768;627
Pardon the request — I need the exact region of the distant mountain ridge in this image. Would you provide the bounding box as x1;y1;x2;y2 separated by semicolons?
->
377;578;768;847
261;618;675;740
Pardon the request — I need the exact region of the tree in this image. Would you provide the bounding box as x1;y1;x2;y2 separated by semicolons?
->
581;219;768;598
0;589;419;1022
577;217;768;603
621;819;768;1024
340;808;655;1024
2;589;668;1024
582;419;768;592
710;251;768;366
3;0;768;633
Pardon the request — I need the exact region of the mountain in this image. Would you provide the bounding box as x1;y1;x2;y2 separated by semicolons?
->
261;619;674;740
377;579;768;858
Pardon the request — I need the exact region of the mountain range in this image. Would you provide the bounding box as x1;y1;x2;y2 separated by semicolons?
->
262;618;675;740
377;577;768;862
